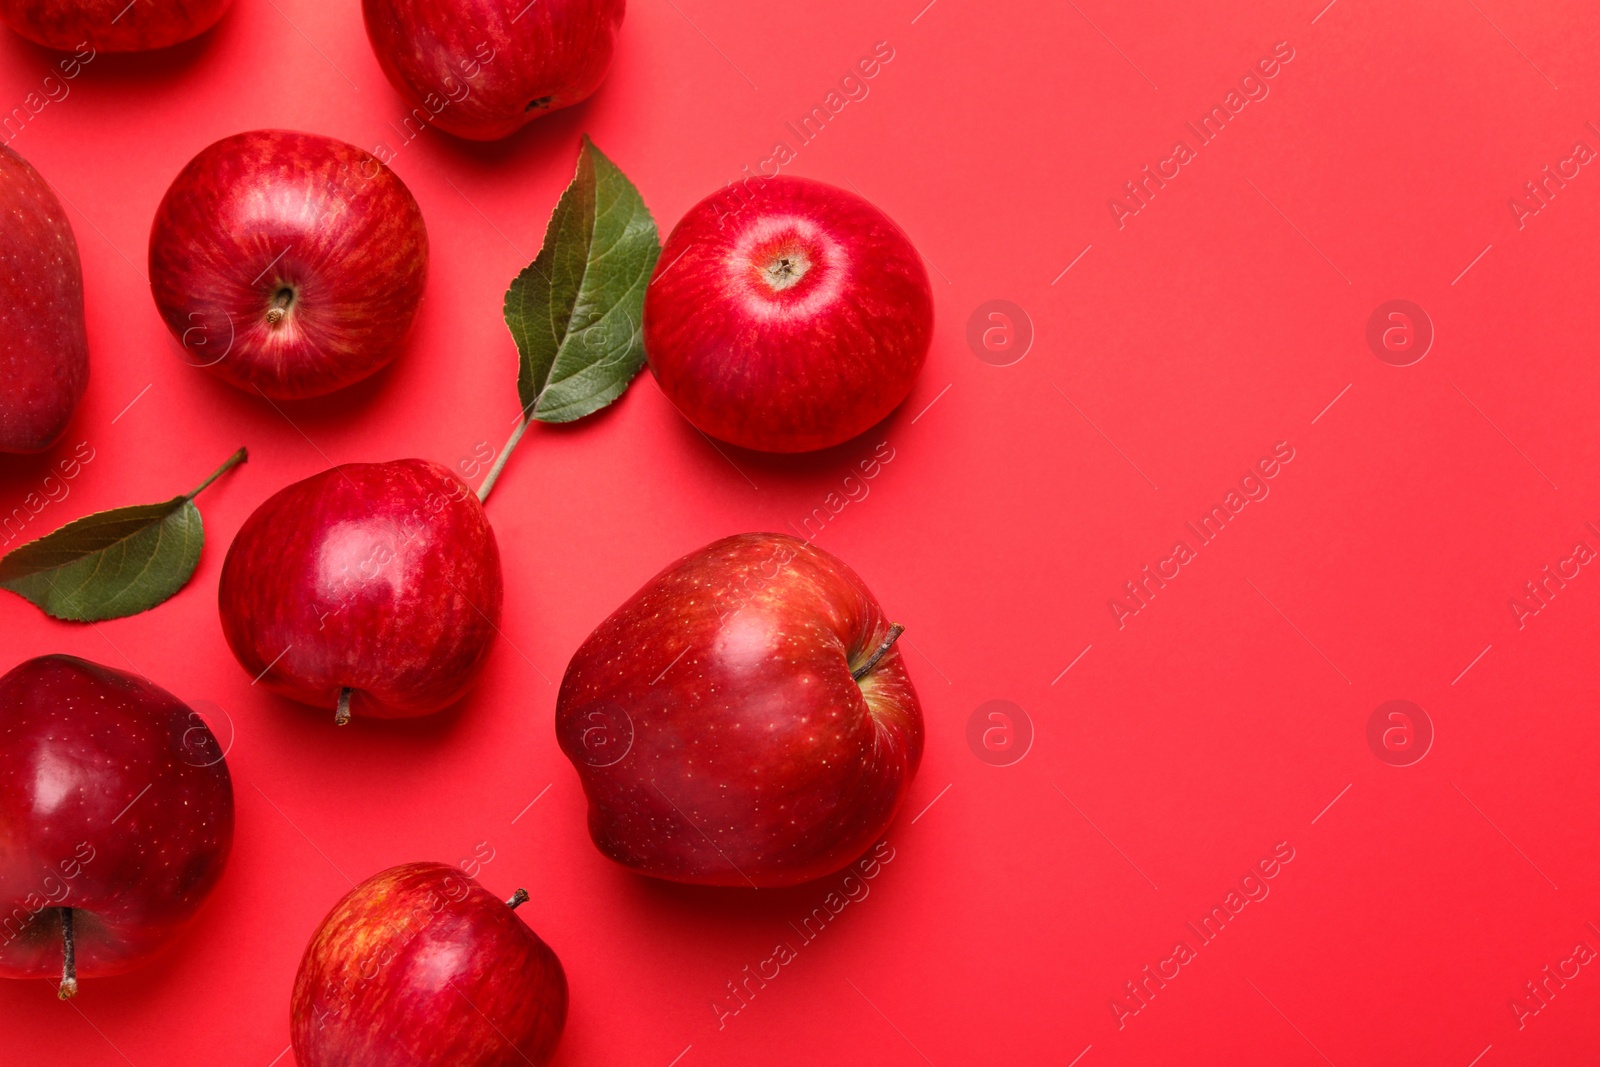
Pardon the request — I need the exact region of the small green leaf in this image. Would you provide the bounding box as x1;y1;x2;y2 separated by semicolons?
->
0;448;246;622
504;136;661;424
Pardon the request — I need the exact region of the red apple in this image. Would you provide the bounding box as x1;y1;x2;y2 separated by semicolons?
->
292;862;567;1067
0;145;87;455
643;176;934;453
556;532;922;887
0;0;231;50
148;130;429;399
218;459;501;722
0;655;233;997
363;0;624;141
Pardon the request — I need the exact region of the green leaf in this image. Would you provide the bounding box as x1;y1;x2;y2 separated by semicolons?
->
0;448;246;622
504;136;661;424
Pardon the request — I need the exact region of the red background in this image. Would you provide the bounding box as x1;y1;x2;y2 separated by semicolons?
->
3;0;1600;1063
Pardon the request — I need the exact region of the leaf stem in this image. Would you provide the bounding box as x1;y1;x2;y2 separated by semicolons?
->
187;447;249;501
335;687;353;727
852;624;906;681
505;888;530;910
476;417;532;504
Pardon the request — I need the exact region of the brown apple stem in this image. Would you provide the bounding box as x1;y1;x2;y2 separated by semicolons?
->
505;888;530;910
476;415;532;504
335;687;353;726
58;907;78;1001
265;288;294;326
852;624;905;681
186;447;249;501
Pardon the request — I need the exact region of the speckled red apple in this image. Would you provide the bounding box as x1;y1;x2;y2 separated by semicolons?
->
0;145;87;455
0;0;232;51
218;459;501;722
292;863;567;1067
363;0;624;141
644;176;933;453
556;532;922;887
0;655;234;997
149;130;429;399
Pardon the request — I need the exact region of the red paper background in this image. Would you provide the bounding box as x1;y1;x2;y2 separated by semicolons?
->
4;0;1600;1063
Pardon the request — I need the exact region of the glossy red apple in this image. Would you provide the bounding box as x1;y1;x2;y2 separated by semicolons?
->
556;532;922;887
0;145;87;455
292;862;567;1067
0;655;233;997
363;0;624;141
0;0;231;50
643;176;933;453
219;459;501;723
149;130;429;399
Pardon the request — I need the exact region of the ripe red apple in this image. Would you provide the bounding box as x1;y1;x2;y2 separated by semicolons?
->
218;459;502;722
0;655;233;997
363;0;624;141
0;0;231;50
292;862;567;1066
148;130;429;400
0;145;87;455
643;176;934;453
556;532;922;887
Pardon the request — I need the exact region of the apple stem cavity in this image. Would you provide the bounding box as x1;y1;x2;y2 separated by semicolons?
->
58;907;78;1000
264;286;296;326
476;415;533;504
505;888;530;910
187;447;249;501
851;623;905;681
335;687;353;726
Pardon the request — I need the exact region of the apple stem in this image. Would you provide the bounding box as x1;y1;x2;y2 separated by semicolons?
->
265;287;294;326
476;415;532;504
186;447;249;501
58;908;78;1001
335;687;353;726
851;623;905;681
505;889;530;910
